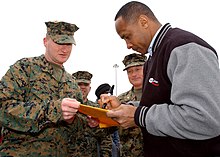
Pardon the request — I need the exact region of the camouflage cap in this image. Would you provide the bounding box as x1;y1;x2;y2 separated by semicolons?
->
72;71;93;84
45;21;79;45
122;53;147;71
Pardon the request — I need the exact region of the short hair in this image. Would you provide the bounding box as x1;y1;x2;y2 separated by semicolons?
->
114;1;158;23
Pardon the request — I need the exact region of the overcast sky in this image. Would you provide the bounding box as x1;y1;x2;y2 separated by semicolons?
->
0;0;219;101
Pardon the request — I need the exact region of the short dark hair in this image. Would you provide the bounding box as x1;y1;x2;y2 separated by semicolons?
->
114;1;158;23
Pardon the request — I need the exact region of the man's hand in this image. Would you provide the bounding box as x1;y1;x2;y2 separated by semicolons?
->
100;94;121;109
87;116;99;128
107;104;137;129
61;98;80;123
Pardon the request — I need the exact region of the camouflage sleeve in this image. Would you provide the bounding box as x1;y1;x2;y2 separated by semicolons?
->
117;89;136;104
91;125;117;156
0;60;62;133
117;92;128;103
99;131;113;157
69;112;114;156
68;113;88;133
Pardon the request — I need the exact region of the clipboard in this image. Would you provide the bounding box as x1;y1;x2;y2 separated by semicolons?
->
78;104;119;128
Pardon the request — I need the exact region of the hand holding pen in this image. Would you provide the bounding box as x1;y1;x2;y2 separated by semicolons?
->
102;85;114;109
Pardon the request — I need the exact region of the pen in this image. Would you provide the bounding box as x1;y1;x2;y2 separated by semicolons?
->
102;85;114;109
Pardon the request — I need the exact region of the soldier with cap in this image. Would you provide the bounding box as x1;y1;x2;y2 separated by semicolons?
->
70;71;113;157
118;53;147;103
72;71;93;104
0;21;96;156
117;53;147;157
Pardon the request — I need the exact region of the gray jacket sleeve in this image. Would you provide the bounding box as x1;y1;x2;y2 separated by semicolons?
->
145;43;220;140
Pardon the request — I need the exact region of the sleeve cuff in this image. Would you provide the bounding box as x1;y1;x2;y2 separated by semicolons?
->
46;99;63;123
134;106;149;127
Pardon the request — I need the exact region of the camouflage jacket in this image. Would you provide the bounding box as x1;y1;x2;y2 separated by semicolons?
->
0;54;90;157
69;99;112;157
117;87;144;157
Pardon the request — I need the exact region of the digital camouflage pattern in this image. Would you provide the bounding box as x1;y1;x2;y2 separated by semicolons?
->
117;88;144;157
117;89;137;104
45;21;79;45
71;71;114;157
69;100;113;157
122;53;147;71
72;71;93;84
0;54;95;156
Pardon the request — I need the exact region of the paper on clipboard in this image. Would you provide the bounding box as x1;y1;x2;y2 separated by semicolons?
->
78;104;119;128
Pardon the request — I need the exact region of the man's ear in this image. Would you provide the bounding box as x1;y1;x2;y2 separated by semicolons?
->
138;15;149;29
43;37;47;46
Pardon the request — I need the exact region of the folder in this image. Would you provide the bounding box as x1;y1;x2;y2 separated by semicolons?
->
79;104;119;128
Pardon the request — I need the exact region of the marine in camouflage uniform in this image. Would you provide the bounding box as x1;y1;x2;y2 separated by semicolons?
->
0;21;104;157
70;71;113;157
117;53;147;157
0;54;84;156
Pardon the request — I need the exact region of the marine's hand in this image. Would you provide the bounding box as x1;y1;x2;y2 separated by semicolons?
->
61;98;80;123
87;116;99;128
106;104;137;129
100;94;121;109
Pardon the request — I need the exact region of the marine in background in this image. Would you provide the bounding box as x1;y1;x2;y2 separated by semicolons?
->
71;71;113;157
117;53;147;157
